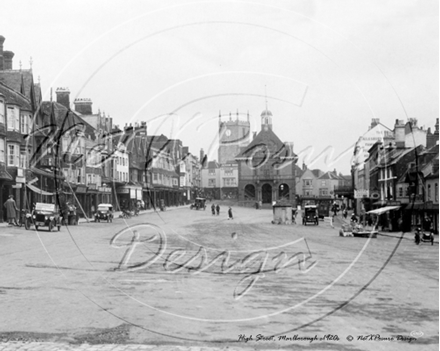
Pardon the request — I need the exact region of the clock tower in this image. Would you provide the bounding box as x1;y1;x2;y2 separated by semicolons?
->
218;110;251;165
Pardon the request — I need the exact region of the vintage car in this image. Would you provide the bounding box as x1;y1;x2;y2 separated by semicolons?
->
94;204;113;223
190;198;206;210
33;203;61;232
302;205;319;225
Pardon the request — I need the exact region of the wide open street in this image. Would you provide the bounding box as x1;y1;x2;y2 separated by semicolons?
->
0;204;438;351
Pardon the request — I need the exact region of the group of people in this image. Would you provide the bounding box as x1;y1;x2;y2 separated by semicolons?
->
210;203;233;219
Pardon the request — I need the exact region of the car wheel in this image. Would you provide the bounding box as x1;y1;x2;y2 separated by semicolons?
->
25;219;30;230
35;226;39;231
57;226;61;232
48;222;53;232
107;218;110;223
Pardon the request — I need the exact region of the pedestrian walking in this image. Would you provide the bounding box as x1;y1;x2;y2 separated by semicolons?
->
211;204;215;215
228;207;233;220
3;195;19;226
343;209;347;219
216;204;220;216
414;227;421;245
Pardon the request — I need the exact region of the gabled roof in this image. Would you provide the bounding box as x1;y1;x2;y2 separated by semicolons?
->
319;171;341;180
39;101;96;138
207;161;220;169
235;127;295;159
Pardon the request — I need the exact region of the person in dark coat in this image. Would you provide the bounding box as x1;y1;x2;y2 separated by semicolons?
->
228;207;233;220
211;204;215;215
4;195;19;226
216;204;220;216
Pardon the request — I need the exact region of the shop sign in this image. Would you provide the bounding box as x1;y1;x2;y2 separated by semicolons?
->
15;176;25;183
354;189;369;199
76;185;87;193
12;184;22;188
117;188;129;194
98;186;112;193
88;183;97;190
370;191;380;199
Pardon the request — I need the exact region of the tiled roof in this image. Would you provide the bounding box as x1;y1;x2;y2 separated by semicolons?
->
235;127;295;159
207;161;220;169
39;101;96;137
0;81;32;110
311;169;323;178
0;70;39;109
319;171;341;180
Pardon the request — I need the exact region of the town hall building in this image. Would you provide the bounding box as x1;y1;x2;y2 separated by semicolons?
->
235;109;297;207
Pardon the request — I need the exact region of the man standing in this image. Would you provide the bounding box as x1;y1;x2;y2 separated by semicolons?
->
228;207;233;220
216;204;220;216
211;204;215;215
4;195;19;226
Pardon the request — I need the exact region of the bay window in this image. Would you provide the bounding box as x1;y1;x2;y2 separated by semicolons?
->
0;99;4;124
0;138;5;163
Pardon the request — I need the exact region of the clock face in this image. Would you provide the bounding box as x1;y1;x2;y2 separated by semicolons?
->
225;129;232;137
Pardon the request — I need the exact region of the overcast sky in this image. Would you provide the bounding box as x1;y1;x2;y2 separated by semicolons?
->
1;0;438;173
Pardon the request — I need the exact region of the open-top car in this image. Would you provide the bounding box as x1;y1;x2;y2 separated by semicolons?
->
303;205;319;225
33;203;61;232
94;204;113;223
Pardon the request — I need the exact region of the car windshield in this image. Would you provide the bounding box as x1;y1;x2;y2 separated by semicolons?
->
98;206;110;211
35;203;55;212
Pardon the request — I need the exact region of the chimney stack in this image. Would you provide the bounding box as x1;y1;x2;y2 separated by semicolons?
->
55;87;70;109
426;118;439;149
3;50;14;70
370;118;380;129
0;35;5;70
394;119;405;148
73;98;93;115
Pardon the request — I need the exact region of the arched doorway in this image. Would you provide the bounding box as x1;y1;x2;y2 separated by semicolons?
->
244;184;255;200
262;183;272;204
279;183;289;200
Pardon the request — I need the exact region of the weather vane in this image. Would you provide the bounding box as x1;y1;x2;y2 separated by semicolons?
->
29;56;33;70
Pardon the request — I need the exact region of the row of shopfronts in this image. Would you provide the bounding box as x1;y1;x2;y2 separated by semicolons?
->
356;198;438;234
1;166;192;222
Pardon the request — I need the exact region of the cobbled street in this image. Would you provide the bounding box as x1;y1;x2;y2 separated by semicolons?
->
0;204;438;351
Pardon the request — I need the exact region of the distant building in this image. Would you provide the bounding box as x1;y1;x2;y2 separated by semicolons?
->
218;110;251;165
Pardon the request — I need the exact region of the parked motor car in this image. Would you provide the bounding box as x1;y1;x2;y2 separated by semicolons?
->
94;204;113;223
33;203;61;232
190;198;206;210
302;205;319;225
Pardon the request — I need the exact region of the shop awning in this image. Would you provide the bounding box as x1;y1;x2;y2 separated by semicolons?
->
0;168;13;181
26;183;55;196
367;206;401;215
